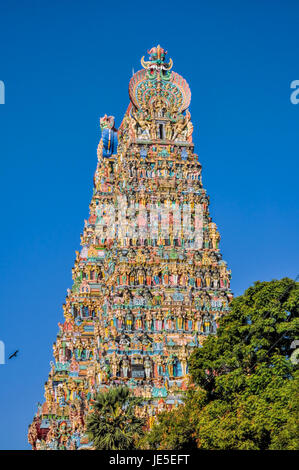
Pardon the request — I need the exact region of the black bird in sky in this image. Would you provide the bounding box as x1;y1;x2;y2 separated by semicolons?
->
8;350;19;360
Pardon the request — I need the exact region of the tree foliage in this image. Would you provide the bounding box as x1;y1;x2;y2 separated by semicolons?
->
86;386;145;450
140;278;299;450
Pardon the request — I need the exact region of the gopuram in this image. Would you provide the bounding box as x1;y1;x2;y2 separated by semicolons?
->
28;46;232;450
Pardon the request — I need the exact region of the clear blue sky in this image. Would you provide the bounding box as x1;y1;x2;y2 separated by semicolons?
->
0;0;298;450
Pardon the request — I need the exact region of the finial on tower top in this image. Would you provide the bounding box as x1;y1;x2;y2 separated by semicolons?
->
129;47;191;113
148;45;167;63
141;45;173;71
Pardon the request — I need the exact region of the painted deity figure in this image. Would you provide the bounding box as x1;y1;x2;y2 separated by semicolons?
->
205;271;211;288
110;355;119;377
146;268;152;286
177;312;183;330
167;356;174;377
209;223;220;249
170;265;178;285
121;266;129;286
165;312;173;331
165;121;172;140
156;312;163;331
144;356;152;379
162;265;169;286
180;270;187;287
126;312;133;331
212;274;219;288
195;270;202;288
145;311;152;331
155;355;164;377
179;347;188;376
153;267;160;286
122;356;130;378
117;312;124;330
136;314;143;330
187;312;193;330
129;269;135;286
137;268;145;286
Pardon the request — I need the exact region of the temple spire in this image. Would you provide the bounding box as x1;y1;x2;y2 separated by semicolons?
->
28;47;232;450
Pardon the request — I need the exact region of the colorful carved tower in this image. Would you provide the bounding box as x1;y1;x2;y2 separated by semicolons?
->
28;46;232;450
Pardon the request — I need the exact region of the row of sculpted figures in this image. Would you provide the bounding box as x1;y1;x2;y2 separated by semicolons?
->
114;264;230;288
124;160;202;181
97;309;218;335
97;351;189;383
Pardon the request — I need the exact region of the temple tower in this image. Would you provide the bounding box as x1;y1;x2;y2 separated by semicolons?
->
28;46;232;450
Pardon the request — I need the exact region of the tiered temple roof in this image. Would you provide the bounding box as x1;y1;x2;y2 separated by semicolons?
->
28;46;232;450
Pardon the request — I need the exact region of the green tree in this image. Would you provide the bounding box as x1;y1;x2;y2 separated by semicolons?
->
86;386;145;450
137;388;204;449
140;278;299;450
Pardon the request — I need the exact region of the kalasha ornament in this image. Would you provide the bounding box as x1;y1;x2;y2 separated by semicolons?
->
28;46;232;450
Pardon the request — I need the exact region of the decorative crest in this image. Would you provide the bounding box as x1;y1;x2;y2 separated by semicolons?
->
141;44;173;72
129;47;191;113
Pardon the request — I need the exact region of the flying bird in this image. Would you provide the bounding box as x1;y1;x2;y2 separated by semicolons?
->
8;350;19;360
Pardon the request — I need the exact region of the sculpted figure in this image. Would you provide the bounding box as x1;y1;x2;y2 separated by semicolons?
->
122;356;130;378
155;355;164;376
173;114;187;140
165;121;172;140
132;109;150;138
179;347;188;376
177;312;183;330
162;265;169;285
136;314;143;330
144;356;152;379
156;312;163;331
195;270;202;288
179;271;187;287
205;270;211;288
110;354;119;377
145;311;152;331
150;120;157;140
209;222;220;249
137;268;145;285
212;274;219;288
146;268;152;286
167;356;174;377
153;267;160;285
186;119;194;143
126;312;133;331
170;264;178;285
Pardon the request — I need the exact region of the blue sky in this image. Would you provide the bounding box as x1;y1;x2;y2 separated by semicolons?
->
0;0;298;450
